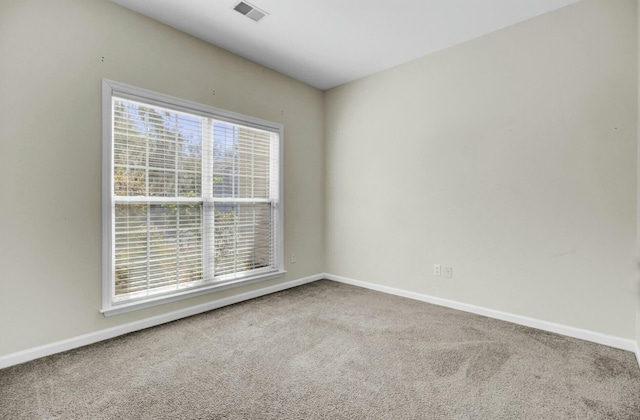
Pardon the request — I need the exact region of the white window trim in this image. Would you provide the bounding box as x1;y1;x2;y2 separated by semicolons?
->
101;79;285;317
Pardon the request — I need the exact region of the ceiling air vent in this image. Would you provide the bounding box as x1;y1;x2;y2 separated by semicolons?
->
233;1;268;22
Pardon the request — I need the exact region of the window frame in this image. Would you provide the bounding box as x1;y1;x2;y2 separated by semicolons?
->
101;79;285;316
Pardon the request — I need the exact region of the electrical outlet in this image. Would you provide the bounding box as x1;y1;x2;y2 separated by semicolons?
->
444;267;453;279
433;264;441;276
291;254;297;264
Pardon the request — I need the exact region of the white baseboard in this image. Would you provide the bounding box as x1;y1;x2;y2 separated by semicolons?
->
324;273;637;353
0;274;323;370
2;273;636;370
636;346;640;369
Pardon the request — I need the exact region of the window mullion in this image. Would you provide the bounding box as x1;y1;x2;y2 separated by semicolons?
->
145;111;151;292
233;126;238;275
251;133;255;270
145;111;150;202
202;119;215;282
146;203;151;293
174;113;180;288
270;132;279;269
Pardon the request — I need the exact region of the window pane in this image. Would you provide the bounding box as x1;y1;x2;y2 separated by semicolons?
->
114;203;203;298
212;123;272;199
114;168;146;196
178;171;200;197
113;99;203;198
213;203;273;277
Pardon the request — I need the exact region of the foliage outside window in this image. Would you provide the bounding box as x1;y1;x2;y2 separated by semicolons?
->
102;80;283;315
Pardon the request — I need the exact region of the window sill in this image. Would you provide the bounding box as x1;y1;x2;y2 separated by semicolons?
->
101;270;286;317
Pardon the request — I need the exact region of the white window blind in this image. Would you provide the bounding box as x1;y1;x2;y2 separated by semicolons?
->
102;80;283;315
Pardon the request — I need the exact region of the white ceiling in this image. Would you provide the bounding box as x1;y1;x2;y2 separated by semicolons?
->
111;0;581;91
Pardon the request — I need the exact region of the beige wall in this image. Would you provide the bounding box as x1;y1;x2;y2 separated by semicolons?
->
1;0;638;360
325;0;638;339
0;0;324;357
637;0;640;357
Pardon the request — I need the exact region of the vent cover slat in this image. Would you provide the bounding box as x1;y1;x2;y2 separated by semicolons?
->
246;9;265;22
233;2;252;15
233;1;267;22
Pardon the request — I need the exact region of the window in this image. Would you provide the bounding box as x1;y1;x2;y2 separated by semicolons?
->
102;80;284;316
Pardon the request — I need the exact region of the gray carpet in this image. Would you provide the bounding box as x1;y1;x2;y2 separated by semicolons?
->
1;280;639;419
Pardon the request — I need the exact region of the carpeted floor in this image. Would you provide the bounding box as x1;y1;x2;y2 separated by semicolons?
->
1;280;639;419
